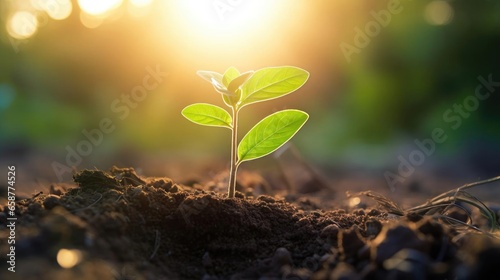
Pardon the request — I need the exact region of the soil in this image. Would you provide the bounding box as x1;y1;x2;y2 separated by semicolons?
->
1;167;500;280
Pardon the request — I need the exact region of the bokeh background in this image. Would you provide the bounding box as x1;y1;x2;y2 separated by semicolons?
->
0;0;499;194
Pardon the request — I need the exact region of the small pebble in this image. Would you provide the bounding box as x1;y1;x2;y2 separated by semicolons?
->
365;218;383;238
202;252;212;267
353;209;365;216
371;224;426;265
367;209;381;216
272;247;293;266
340;226;367;260
257;195;276;203
321;224;340;246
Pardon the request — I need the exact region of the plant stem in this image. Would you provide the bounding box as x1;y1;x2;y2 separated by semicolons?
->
228;107;239;198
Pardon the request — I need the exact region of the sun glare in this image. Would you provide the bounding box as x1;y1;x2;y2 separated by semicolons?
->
157;0;309;74
45;0;73;20
173;0;280;38
78;0;123;16
80;10;104;28
130;0;153;8
162;0;297;65
127;0;153;18
7;11;38;39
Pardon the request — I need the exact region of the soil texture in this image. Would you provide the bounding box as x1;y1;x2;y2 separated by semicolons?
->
1;167;499;279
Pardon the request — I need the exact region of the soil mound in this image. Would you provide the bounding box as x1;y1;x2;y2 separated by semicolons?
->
1;167;499;279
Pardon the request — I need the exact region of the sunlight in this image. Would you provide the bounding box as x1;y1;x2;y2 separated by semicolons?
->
78;0;122;16
127;0;154;18
44;0;73;21
160;0;303;67
130;0;153;8
172;0;280;38
80;10;104;28
7;11;38;39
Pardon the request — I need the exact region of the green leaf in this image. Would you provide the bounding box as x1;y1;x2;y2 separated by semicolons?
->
222;67;240;87
221;69;255;107
197;70;223;85
197;70;231;96
222;90;239;107
198;70;235;107
182;103;232;129
239;66;309;107
221;67;241;107
238;109;308;163
227;71;254;93
223;71;254;107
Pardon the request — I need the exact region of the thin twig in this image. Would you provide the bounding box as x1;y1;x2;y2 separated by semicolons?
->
150;230;161;260
458;175;500;192
355;176;500;235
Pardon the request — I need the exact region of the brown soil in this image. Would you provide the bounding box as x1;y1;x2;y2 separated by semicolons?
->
1;167;499;279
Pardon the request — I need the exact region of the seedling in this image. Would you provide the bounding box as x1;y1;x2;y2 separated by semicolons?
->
182;66;310;198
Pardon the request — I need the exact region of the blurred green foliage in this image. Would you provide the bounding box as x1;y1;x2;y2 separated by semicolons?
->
0;0;498;173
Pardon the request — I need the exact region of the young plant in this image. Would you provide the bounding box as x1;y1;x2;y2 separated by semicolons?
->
182;66;310;198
